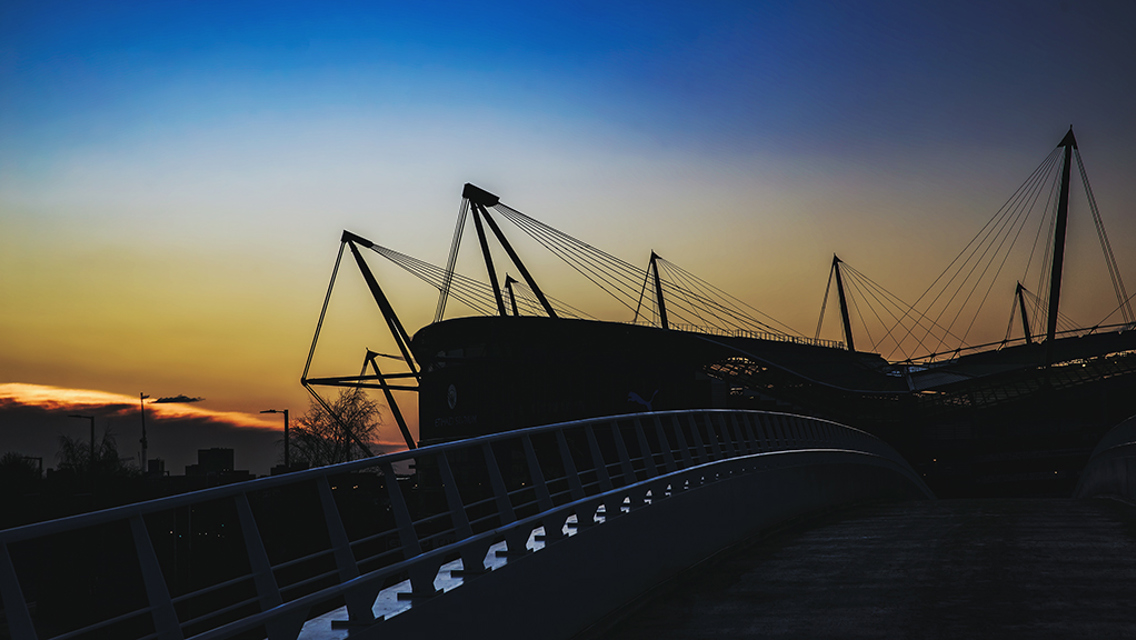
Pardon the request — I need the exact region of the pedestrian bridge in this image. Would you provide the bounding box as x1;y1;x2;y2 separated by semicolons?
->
0;410;931;640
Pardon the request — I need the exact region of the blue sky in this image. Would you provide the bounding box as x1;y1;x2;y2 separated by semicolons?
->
8;1;1134;162
3;1;1136;466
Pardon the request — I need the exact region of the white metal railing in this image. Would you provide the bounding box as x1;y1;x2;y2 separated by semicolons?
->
0;409;916;640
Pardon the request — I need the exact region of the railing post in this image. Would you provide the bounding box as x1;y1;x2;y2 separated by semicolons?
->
791;417;804;445
730;414;746;455
746;414;762;451
770;415;782;447
235;494;306;640
522;436;555;512
586;424;623;520
0;542;39;640
555;429;587;501
482;443;517;526
523;435;567;544
702;414;723;460
634;419;660;478
672;415;694;468
556;428;595;531
129;514;183;640
438;453;474;540
754;415;771;451
381;461;438;598
611;422;638;487
654;416;678;473
730;414;752;455
483;443;530;557
715;414;738;458
316;476;376;625
437;452;489;575
686;415;708;464
585;425;614;492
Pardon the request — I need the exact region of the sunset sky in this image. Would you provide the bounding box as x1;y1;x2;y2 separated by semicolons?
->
3;1;1136;474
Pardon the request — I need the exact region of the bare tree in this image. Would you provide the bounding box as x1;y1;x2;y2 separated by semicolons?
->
291;388;381;467
56;428;137;478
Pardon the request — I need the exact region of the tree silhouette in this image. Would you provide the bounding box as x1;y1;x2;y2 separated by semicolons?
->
0;451;41;485
291;388;381;467
56;428;138;478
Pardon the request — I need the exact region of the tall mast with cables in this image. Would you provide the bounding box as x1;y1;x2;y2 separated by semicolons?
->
1046;127;1076;352
833;255;856;352
650;251;669;330
1016;282;1033;344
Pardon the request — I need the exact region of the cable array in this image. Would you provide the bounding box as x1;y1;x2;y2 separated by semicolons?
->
491;203;801;337
368;243;589;320
817;137;1131;361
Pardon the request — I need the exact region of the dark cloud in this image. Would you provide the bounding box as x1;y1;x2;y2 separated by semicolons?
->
151;395;204;403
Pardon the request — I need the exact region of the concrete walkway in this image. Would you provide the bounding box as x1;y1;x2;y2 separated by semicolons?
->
598;499;1136;639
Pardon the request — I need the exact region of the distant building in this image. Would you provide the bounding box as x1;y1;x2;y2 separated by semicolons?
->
184;448;254;485
270;461;310;476
186;448;234;476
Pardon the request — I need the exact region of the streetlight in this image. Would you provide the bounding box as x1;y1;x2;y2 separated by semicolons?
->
261;409;290;469
139;393;150;472
68;414;96;471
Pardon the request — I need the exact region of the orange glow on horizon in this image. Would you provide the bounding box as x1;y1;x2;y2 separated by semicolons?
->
0;382;412;451
0;382;279;431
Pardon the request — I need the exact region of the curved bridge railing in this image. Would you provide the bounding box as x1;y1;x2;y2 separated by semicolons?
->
1076;414;1136;501
0;410;930;640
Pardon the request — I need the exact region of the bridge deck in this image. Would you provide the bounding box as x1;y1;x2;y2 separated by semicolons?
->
598;498;1136;639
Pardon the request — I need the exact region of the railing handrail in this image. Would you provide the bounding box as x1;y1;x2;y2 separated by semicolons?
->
0;409;922;640
0;409;870;543
190;447;907;640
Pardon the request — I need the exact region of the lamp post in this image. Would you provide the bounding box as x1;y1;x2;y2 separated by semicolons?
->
68;414;96;471
261;409;290;469
139;393;150;472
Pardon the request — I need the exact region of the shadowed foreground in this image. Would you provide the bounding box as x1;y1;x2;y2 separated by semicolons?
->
598;499;1136;639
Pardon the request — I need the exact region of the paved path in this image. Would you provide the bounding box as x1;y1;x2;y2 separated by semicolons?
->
599;499;1136;639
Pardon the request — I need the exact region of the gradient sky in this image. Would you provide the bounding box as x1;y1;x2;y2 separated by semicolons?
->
3;1;1136;472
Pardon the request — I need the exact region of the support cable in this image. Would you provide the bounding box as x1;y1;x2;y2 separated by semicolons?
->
632;260;652;324
659;257;799;335
922;151;1056;352
844;271;889;353
497;204;648;295
838;261;966;358
843;277;876;352
303;241;347;382
881;148;1061;353
951;157;1059;348
844;267;915;356
1077;149;1133;323
815;261;835;341
435;199;470;323
1096;288;1136;327
500;208;646;313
